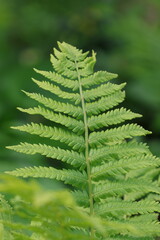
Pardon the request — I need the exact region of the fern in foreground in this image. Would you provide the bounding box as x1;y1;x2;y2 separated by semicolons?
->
6;42;160;239
0;175;104;240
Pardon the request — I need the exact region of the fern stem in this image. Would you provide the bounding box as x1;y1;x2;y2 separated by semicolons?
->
75;61;94;237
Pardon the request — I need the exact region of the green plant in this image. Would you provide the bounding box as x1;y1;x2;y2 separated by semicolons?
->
0;174;104;240
4;42;160;239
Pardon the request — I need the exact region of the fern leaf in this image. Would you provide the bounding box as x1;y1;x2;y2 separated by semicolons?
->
129;213;158;223
88;108;142;131
32;78;81;104
125;166;159;180
124;191;149;202
12;232;33;240
57;41;89;61
11;123;85;151
77;56;96;77
91;154;160;180
22;91;82;118
56;42;96;76
123;221;160;237
106;236;154;240
141;167;160;180
83;82;125;102
50;43;95;79
93;179;160;200
72;190;89;207
89;124;151;147
6;143;85;168
81;71;118;88
89;141;150;164
86;90;125;115
5;167;87;188
51;54;78;79
17;106;84;134
34;68;79;91
94;199;160;218
0;194;12;221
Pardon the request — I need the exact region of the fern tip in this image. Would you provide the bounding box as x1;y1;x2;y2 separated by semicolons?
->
5;146;13;150
4;170;16;176
92;50;97;59
10;126;17;130
21;90;28;95
134;113;143;118
33;67;38;72
57;40;61;46
17;107;23;111
122;82;127;87
50;53;54;60
33;68;43;74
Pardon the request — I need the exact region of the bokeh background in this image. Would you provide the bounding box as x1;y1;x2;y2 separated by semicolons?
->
0;0;160;177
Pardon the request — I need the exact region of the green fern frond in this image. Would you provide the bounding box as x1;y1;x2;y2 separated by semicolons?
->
102;218;159;237
91;154;160;180
6;42;160;239
7;143;85;168
86;90;125;115
141;167;160;180
0;175;104;240
10;232;31;240
32;78;81;104
6;166;87;188
0;194;12;221
81;71;118;88
95;199;160;218
0;194;12;240
89;124;151;147
72;190;89;207
106;237;154;240
22;91;83;118
83;82;125;102
124;221;160;237
11;123;85;151
50;44;95;79
89;141;150;164
88;108;142;131
51;54;95;79
57;41;89;61
93;179;160;200
129;213;158;223
125;166;160;180
34;68;79;91
17;106;84;134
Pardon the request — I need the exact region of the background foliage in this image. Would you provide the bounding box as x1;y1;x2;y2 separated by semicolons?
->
0;0;160;174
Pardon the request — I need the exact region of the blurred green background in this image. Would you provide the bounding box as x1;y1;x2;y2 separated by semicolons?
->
1;0;160;175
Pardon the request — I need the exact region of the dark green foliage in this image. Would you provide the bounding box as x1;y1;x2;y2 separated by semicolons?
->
5;42;160;239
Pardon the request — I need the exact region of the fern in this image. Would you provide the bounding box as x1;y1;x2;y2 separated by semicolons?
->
6;42;160;239
0;175;104;240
